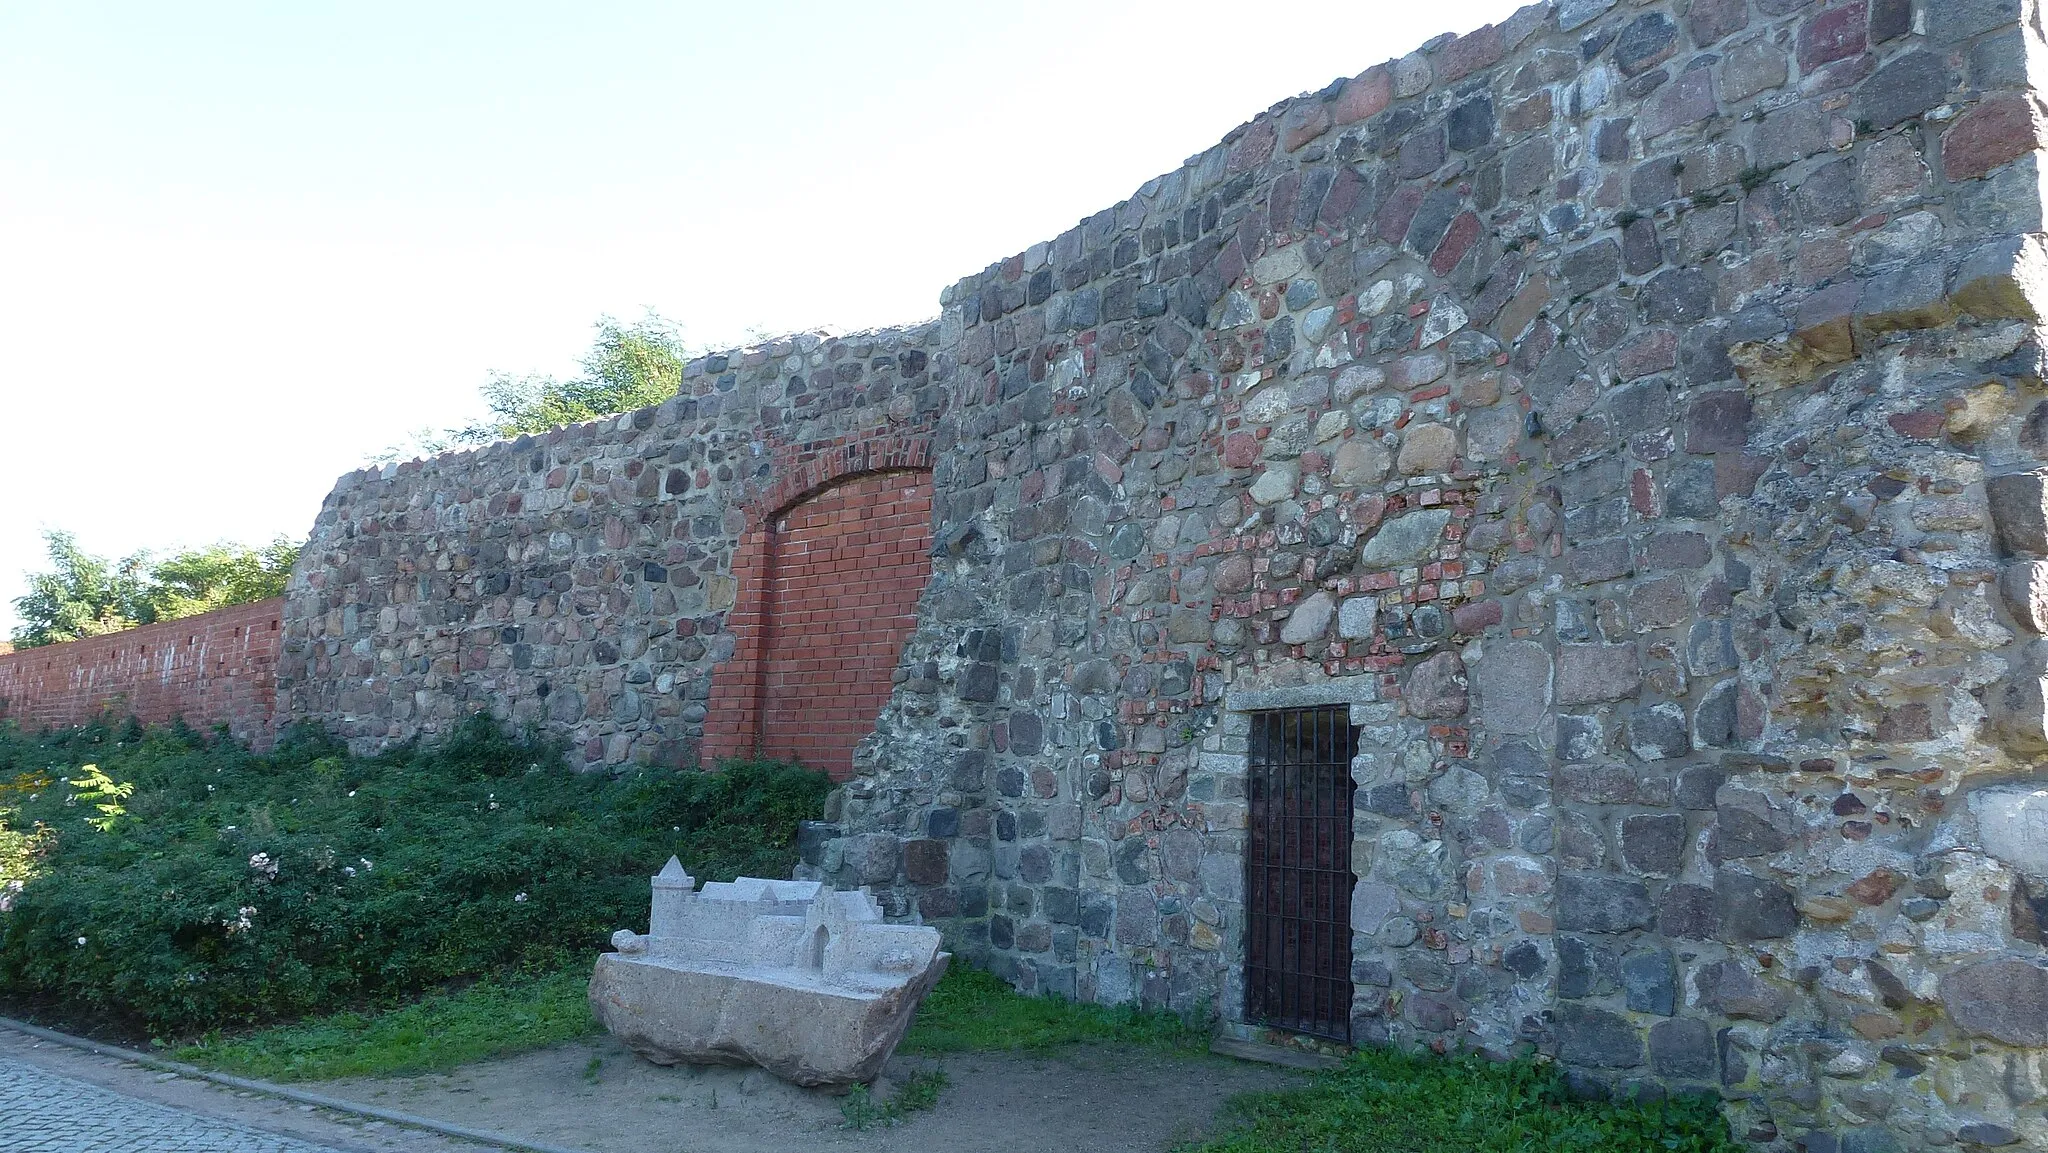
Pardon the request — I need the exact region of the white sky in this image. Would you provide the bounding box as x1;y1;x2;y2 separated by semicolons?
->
0;0;1528;634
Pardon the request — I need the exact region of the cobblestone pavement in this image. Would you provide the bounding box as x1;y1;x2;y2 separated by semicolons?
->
0;1055;353;1153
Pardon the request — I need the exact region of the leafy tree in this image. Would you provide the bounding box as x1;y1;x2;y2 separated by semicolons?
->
136;538;300;623
463;313;689;441
9;532;301;648
378;313;691;462
9;531;150;648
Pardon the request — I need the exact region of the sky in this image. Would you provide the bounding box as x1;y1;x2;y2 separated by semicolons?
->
0;0;1528;636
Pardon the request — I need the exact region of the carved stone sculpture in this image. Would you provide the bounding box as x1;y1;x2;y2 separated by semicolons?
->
589;857;948;1086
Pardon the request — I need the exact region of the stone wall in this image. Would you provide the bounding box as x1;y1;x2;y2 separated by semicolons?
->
0;598;283;747
282;325;943;770
782;1;2048;1148
269;0;2048;1146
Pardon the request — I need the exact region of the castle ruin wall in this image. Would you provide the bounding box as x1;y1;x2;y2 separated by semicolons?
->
281;1;2048;1146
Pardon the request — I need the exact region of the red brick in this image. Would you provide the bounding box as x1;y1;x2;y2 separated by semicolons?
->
0;598;283;747
702;468;933;780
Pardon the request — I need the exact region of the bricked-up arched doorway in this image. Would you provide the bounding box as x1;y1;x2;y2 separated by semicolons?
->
702;469;933;779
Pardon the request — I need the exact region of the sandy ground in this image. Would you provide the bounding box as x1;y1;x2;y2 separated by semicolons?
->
321;1034;1302;1153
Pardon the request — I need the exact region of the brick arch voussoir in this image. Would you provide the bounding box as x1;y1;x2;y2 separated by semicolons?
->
744;433;934;530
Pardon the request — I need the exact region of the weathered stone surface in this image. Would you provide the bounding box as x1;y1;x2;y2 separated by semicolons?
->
1249;463;1299;505
1474;641;1550;735
1280;590;1335;645
594;860;949;1086
1556;645;1641;706
1625;703;1689;761
1953;235;2048;322
1397;423;1457;475
1940;960;2048;1046
1998;561;2048;633
1331;439;1389;487
1648;1017;1714;1079
1554;1003;1644;1068
1715;872;1799;941
1696;958;1789;1022
1558;874;1654;933
1620;813;1687;877
1859;50;1949;132
1404;651;1467;718
1622;946;1675;1016
1359;509;1450;567
1971;786;2048;877
1946;94;2047;183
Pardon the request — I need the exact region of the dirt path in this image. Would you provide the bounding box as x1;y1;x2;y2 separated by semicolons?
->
321;1035;1302;1153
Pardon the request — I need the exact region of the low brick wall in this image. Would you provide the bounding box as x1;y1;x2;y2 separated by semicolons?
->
0;598;283;747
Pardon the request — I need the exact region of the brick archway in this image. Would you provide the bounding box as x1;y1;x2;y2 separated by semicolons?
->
702;442;933;779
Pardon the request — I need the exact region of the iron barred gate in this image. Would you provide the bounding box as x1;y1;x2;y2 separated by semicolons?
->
1244;706;1358;1043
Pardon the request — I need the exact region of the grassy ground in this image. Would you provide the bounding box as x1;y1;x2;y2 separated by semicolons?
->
1182;1045;1743;1153
169;960;1205;1080
170;965;599;1081
896;964;1207;1055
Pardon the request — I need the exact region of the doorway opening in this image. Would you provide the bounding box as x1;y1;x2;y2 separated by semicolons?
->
1244;705;1358;1042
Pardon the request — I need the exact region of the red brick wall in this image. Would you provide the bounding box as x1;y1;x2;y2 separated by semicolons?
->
0;597;283;747
703;471;932;779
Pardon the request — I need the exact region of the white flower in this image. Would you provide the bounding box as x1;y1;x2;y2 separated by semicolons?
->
347;791;356;798
513;892;528;903
359;858;373;872
248;852;279;879
206;784;215;792
75;936;86;947
343;866;357;878
227;907;255;935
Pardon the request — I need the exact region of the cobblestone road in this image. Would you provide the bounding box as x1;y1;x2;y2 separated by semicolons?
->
0;1055;354;1152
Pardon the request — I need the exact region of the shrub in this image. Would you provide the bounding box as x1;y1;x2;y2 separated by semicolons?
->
0;715;828;1036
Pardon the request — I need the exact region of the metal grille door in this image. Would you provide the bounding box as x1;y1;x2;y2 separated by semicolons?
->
1245;706;1358;1042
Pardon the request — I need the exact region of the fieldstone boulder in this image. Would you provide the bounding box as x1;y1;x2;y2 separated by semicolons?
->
1940;960;2048;1046
1405;651;1469;718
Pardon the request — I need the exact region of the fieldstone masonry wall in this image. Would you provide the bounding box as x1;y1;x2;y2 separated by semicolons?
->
284;327;942;769
271;0;2048;1146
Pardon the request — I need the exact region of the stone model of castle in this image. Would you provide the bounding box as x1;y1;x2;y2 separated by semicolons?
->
590;857;948;1086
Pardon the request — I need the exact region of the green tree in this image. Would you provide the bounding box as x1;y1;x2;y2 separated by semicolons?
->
8;531;149;648
374;313;692;463
463;312;691;441
10;532;301;648
135;537;301;622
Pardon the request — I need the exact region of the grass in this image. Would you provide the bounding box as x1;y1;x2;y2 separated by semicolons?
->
897;964;1208;1055
1180;1045;1742;1153
169;965;599;1081
838;1069;949;1130
168;959;1201;1081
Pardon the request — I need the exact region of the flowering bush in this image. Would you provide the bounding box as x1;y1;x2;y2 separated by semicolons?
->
0;715;827;1035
